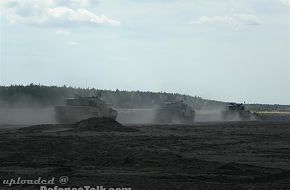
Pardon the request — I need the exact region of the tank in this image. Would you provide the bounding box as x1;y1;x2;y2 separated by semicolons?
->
154;101;195;124
222;103;252;120
54;96;118;123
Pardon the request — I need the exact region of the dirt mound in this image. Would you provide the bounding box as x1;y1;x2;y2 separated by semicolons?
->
19;124;72;132
74;117;138;132
19;117;138;133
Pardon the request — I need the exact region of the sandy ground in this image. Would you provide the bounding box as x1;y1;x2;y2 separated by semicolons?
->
0;120;290;190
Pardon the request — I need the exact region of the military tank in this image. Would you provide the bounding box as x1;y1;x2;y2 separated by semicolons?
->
54;96;118;123
222;103;253;120
154;101;195;124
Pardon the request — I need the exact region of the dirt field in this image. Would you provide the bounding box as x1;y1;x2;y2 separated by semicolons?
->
0;120;290;190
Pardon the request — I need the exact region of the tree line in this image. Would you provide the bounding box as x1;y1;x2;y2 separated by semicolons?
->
0;84;289;111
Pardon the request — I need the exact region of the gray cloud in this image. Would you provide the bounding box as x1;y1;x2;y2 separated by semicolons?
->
0;0;120;26
278;0;290;7
191;13;261;29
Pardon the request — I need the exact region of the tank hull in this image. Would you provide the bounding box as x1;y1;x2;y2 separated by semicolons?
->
222;110;251;121
222;103;257;121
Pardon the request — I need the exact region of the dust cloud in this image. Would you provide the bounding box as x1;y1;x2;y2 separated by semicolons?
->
195;108;242;122
0;106;56;125
116;108;157;124
116;105;246;124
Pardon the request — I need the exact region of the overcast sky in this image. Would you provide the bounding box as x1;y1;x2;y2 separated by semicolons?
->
0;0;289;104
